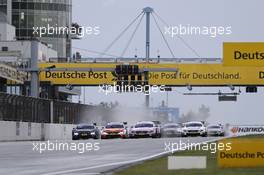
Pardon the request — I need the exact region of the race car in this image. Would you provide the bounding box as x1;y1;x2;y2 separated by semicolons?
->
161;123;182;137
101;122;128;139
72;123;100;140
207;124;225;136
181;121;207;137
129;121;162;138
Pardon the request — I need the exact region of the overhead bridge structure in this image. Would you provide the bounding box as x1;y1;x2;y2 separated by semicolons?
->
38;60;264;87
19;7;263;105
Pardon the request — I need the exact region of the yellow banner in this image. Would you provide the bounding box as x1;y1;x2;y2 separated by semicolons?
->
218;138;264;168
39;63;116;85
223;42;264;67
39;63;264;85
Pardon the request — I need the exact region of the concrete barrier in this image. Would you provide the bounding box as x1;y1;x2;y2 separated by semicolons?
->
44;123;75;140
0;121;75;142
0;121;41;141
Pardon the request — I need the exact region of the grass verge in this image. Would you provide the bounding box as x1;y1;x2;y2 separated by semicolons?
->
114;135;264;175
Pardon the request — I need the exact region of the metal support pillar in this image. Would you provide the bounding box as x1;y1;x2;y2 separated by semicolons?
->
30;40;39;98
50;101;54;123
143;7;153;108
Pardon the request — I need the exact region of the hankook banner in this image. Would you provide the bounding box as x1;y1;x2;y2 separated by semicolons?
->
228;125;264;136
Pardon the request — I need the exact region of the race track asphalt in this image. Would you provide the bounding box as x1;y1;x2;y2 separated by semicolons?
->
0;137;223;175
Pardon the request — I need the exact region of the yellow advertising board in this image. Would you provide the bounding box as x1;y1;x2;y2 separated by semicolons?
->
39;63;264;86
223;42;264;67
148;64;263;86
39;63;116;85
218;138;264;168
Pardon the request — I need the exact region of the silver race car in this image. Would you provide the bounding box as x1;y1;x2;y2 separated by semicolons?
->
162;123;182;137
207;124;225;136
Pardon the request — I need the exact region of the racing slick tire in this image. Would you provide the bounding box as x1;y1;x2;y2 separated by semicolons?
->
201;133;207;137
72;137;79;140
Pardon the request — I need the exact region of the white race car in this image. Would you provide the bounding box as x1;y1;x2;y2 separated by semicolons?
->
129;121;161;138
182;121;207;137
207;124;225;136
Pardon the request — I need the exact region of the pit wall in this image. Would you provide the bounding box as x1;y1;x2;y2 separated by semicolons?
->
0;121;75;141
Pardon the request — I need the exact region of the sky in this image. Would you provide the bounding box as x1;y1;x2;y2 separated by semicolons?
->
71;0;264;125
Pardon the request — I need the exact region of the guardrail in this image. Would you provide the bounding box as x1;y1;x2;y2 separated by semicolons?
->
0;92;94;124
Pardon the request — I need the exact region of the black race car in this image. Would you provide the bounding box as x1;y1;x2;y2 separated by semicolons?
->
72;124;100;140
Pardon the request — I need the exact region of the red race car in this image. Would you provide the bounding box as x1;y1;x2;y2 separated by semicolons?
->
101;122;128;139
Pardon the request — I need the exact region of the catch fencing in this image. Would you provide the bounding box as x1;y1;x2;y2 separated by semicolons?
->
0;92;94;124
